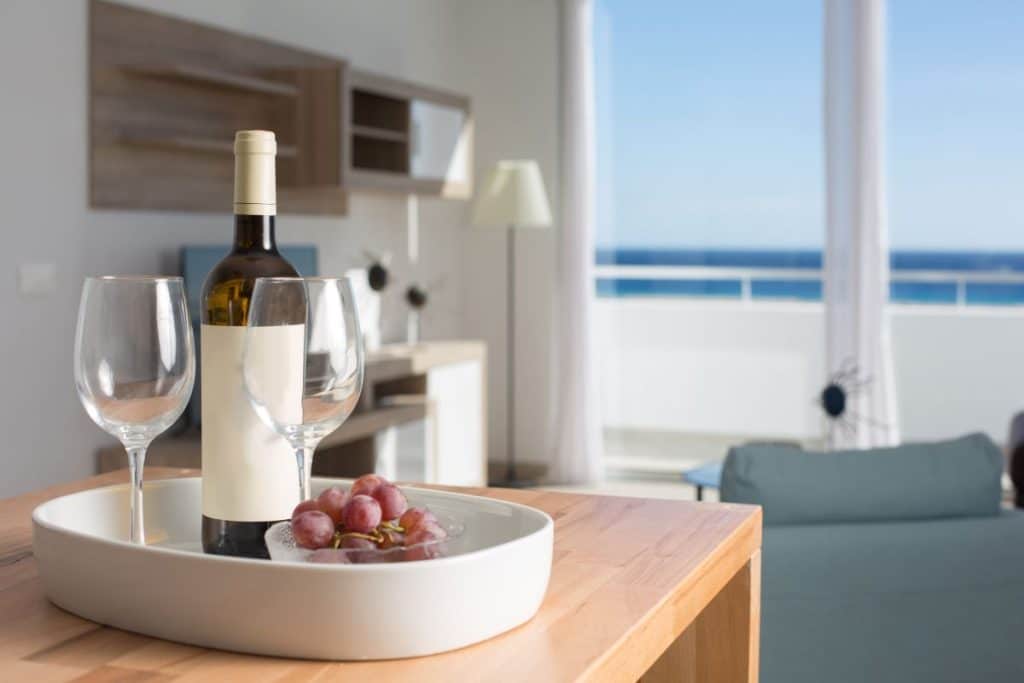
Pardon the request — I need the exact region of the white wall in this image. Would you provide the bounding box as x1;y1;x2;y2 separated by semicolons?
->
597;299;1024;445
0;0;560;497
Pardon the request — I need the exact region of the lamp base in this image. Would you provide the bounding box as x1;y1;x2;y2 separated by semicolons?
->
488;477;538;489
486;460;547;489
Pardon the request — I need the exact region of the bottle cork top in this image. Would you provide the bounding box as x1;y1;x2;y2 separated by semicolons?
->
233;130;276;215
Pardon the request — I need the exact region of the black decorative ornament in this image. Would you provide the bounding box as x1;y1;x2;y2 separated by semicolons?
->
820;382;847;418
817;359;886;441
405;284;428;310
367;262;389;292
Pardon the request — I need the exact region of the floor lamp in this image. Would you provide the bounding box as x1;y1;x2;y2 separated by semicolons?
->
472;160;552;487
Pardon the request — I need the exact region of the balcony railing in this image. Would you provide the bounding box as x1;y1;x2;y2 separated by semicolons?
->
594;264;1024;307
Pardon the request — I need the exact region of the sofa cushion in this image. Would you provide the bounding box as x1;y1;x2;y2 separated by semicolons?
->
720;432;1002;525
759;512;1024;683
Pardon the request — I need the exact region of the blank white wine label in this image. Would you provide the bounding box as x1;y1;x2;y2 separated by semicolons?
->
201;324;304;521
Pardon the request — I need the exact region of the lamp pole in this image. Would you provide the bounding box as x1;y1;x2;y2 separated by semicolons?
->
506;223;518;483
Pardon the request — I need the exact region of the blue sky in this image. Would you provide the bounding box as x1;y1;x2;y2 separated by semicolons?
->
594;0;1024;251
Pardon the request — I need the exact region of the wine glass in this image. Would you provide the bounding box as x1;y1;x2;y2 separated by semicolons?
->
243;277;364;502
74;276;195;544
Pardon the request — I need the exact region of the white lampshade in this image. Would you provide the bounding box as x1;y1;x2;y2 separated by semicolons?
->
471;160;552;229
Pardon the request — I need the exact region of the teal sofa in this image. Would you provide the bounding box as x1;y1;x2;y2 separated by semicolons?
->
721;433;1024;683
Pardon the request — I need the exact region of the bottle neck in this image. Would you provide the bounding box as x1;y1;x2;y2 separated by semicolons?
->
232;214;277;253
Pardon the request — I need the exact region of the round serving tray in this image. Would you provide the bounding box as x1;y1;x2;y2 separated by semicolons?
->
32;477;553;660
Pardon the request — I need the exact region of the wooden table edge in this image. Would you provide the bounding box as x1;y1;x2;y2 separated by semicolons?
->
583;504;762;682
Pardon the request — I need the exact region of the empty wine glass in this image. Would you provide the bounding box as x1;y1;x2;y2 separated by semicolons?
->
74;276;195;544
243;277;364;502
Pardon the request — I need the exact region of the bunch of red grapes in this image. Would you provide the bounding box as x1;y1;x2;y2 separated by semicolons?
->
290;474;448;564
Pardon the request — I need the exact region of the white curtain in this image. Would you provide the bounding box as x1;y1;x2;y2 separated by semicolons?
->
823;0;900;449
550;0;603;484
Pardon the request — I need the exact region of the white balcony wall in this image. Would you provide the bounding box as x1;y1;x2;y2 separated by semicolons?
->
596;298;1024;445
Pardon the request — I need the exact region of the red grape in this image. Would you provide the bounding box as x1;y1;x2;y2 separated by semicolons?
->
309;548;351;564
342;494;382;533
317;486;348;525
339;536;377;551
350;473;387;498
291;511;335;549
373;484;408;520
403;524;447;561
340;535;378;563
399;507;437;533
409;522;447;542
291;499;320;521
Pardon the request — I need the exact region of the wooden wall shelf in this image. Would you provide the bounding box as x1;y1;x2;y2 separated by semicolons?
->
125;65;301;98
346;70;472;199
120;136;299;159
90;0;347;215
89;2;474;212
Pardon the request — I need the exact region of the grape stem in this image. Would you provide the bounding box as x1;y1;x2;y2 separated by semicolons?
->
338;530;383;543
330;525;399;550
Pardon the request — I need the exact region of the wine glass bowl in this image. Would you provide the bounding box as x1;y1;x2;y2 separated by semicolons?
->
243;277;364;501
74;276;195;543
82;387;191;446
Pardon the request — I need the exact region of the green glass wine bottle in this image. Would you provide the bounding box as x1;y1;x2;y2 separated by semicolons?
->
200;131;300;559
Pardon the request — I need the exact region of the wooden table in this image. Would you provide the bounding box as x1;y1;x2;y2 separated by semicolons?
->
0;469;762;682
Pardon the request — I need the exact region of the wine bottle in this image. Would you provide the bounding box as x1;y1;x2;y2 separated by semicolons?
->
201;130;300;558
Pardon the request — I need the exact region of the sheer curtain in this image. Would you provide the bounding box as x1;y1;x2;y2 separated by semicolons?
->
823;0;900;448
549;0;603;484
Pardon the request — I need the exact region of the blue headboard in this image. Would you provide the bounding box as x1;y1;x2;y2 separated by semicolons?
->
181;244;319;427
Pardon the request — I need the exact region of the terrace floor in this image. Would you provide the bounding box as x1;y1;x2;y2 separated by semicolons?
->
542;428;823;502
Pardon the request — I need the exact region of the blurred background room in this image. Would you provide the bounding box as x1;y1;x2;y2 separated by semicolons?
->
1;0;562;497
5;1;1024;681
2;0;1024;503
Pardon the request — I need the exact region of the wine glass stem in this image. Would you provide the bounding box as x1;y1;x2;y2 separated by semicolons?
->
295;445;314;502
126;445;147;544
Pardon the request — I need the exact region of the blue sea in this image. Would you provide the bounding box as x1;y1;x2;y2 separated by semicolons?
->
595;249;1024;306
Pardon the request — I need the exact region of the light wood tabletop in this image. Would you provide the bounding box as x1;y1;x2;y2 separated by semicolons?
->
0;468;762;682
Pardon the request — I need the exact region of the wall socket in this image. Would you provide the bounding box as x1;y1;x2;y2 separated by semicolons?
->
18;263;57;296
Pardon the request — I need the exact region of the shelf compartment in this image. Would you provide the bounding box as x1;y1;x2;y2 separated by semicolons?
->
352;89;409;133
345;69;472;199
352;136;409;175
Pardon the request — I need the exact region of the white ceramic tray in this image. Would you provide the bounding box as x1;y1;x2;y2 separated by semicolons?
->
32;477;553;660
